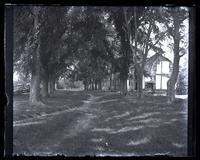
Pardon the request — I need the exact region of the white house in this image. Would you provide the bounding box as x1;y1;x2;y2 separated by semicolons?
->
128;53;172;91
102;53;172;92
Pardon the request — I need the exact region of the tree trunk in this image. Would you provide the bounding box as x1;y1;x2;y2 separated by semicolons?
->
109;74;112;91
91;81;94;90
29;7;43;105
167;8;181;103
48;76;55;95
167;80;175;102
136;69;143;99
29;71;41;105
86;81;89;90
167;55;180;102
41;75;49;98
114;79;117;91
52;78;56;91
110;73;115;91
120;77;127;95
48;81;51;95
98;80;102;90
29;47;42;104
83;79;88;90
95;81;98;90
50;79;55;93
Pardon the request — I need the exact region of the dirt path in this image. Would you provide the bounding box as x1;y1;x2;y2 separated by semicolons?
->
14;94;100;127
13;92;107;155
47;93;103;145
61;94;102;137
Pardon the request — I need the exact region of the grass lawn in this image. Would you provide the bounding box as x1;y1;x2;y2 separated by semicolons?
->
13;90;90;122
13;90;187;156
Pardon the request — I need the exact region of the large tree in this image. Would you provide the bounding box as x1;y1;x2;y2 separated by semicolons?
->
14;6;74;104
106;7;132;95
123;7;166;98
164;7;188;102
27;7;43;105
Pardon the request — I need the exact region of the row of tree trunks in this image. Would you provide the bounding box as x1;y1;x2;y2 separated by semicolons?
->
40;68;57;97
84;79;102;91
83;74;129;94
109;72;127;94
110;73;119;91
31;70;56;102
91;82;94;90
89;82;102;90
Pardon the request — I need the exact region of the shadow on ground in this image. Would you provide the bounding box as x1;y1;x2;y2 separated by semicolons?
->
13;90;187;157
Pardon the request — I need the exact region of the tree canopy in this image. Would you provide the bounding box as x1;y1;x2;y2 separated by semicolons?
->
13;6;189;104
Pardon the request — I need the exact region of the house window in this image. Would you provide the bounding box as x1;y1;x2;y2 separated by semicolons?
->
156;62;161;74
156;75;161;89
162;76;169;89
162;61;169;74
156;74;169;90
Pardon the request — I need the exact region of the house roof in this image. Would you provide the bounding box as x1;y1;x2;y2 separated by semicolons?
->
146;53;171;66
129;53;172;76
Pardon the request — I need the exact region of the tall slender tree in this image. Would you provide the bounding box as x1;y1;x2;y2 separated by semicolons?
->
164;7;188;102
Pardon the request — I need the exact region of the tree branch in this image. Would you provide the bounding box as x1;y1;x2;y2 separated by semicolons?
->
123;7;140;71
128;16;134;25
165;22;175;39
28;7;36;18
143;20;153;57
147;32;167;52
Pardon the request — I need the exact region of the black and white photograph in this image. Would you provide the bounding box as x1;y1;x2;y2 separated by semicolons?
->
6;5;192;156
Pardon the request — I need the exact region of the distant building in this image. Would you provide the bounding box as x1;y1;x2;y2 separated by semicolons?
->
128;53;172;91
102;53;172;93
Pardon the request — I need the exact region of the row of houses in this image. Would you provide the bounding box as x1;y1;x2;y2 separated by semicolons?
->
102;53;172;92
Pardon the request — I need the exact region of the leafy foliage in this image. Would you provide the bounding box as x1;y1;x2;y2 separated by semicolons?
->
13;6;188;98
